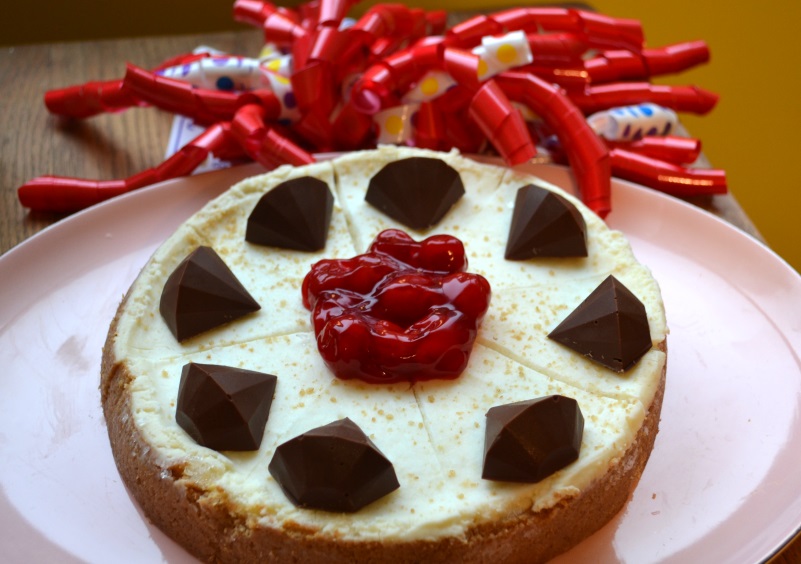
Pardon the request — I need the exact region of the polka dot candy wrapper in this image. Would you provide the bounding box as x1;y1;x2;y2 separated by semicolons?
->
19;0;726;215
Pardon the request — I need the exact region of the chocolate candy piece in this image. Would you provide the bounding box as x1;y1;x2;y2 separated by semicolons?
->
160;246;260;341
176;363;277;451
483;395;584;483
365;157;465;230
505;183;587;260
548;275;652;372
269;418;400;512
246;176;334;251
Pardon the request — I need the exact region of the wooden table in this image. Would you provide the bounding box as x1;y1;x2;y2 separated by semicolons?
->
0;31;797;563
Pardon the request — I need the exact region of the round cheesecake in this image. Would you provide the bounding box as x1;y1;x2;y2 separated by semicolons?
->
101;146;667;563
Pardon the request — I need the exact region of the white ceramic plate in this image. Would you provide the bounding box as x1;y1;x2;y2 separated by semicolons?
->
1;163;800;563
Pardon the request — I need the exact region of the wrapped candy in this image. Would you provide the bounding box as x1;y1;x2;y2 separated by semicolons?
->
19;0;726;217
156;56;265;91
374;103;418;145
473;31;533;80
587;103;678;141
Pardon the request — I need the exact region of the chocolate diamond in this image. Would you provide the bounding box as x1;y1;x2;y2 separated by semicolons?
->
246;176;334;251
505;183;587;260
176;363;277;451
365;157;465;230
548;275;652;372
160;246;261;341
483;395;584;483
269;418;400;512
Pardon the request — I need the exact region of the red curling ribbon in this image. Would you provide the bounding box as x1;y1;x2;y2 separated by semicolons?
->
186;122;245;161
297;0;318;26
349;4;429;58
22;1;726;216
433;83;475;114
123;64;242;124
494;7;580;33
413;101;448;151
293;108;334;150
582;44;709;85
426;10;447;35
331;101;374;150
390;44;441;91
379;4;422;38
231;103;268;155
350;67;398;114
231;103;314;168
308;26;364;77
610;148;727;196
18;177;129;213
370;37;404;60
406;8;430;41
584;50;648;84
643;40;710;76
42;51;232;120
44;79;138;119
232;0;273;27
569;83;719;115
526;33;588;64
441;109;485;154
308;26;343;62
441;48;482;91
148;145;209;181
490;7;644;51
445;14;504;48
468;80;537;166
350;43;440;114
497;71;611;218
290;61;337;116
233;0;308;46
351;4;393;37
576;10;644;51
238;90;282;122
261;127;316;167
291;33;314;71
515;63;590;91
18;122;236;212
608;135;701;165
316;0;351;27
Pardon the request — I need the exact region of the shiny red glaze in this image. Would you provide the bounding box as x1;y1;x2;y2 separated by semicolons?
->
302;229;491;384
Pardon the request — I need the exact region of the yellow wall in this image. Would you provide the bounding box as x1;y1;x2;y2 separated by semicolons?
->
594;0;801;274
6;1;801;272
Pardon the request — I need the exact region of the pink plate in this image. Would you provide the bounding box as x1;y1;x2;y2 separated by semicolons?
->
1;162;800;563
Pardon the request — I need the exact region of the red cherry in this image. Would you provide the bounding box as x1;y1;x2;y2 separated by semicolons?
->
302;229;491;383
369;229;468;273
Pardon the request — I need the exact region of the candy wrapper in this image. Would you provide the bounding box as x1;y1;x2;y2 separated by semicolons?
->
587;103;678;141
166;116;234;174
473;31;533;80
19;1;727;216
374;103;418;145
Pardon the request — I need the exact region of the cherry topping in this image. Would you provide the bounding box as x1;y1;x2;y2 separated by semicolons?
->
302;229;491;384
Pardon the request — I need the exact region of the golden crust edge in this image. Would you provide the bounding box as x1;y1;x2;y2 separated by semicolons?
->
101;292;666;564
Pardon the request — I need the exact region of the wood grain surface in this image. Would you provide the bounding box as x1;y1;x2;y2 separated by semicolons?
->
0;30;797;564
